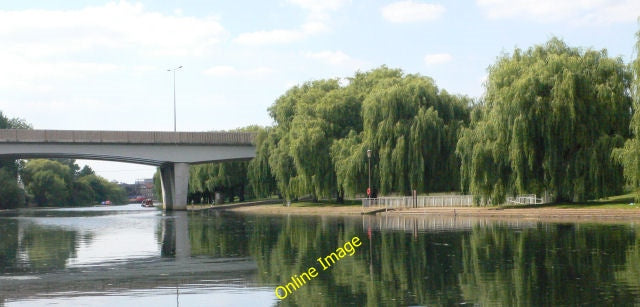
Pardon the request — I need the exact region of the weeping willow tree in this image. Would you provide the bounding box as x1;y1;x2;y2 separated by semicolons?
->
188;161;250;203
613;26;640;200
459;38;632;204
334;72;470;196
249;66;471;202
186;126;261;203
247;127;278;198
255;78;363;202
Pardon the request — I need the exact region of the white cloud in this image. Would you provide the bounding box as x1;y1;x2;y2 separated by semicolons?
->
287;0;351;11
234;21;328;45
234;0;345;46
234;29;305;45
0;51;119;90
0;1;226;90
424;53;453;65
381;1;445;23
0;2;226;57
304;50;370;70
305;51;353;65
203;66;275;78
304;50;370;73
288;0;351;22
476;0;640;24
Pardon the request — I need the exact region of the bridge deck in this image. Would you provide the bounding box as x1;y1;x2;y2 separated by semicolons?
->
0;129;255;145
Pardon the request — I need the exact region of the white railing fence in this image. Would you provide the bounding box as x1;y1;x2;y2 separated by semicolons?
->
362;195;474;209
506;192;553;205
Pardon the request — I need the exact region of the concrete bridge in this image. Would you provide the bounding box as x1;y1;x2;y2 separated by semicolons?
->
0;129;256;210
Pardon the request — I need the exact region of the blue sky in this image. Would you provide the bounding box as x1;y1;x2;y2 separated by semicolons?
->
1;0;638;183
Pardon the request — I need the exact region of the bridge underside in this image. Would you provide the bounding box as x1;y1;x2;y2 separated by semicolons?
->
0;142;255;210
0;143;255;166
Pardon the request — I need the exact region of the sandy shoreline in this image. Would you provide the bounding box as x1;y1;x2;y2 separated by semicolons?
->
225;204;368;215
222;204;640;221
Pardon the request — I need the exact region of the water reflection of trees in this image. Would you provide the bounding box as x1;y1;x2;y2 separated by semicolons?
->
20;224;78;271
0;220;19;273
188;211;251;258
459;224;639;305
3;212;640;305
0;219;89;274
226;215;640;306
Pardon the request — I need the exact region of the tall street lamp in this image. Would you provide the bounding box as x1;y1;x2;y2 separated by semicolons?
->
367;149;372;198
167;65;182;132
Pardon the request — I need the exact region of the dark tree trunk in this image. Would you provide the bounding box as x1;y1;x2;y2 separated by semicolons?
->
336;189;344;203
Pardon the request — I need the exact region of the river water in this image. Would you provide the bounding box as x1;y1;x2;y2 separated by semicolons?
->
1;204;640;306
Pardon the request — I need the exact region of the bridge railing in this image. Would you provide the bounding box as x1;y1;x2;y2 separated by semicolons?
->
0;129;255;145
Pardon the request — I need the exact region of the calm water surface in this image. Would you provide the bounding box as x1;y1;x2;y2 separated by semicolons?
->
1;204;640;306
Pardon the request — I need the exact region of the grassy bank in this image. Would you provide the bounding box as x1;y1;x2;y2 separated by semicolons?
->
500;193;640;209
190;193;640;219
214;193;640;210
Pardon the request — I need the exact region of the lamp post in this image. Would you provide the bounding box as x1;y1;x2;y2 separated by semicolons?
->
167;65;182;132
367;149;372;198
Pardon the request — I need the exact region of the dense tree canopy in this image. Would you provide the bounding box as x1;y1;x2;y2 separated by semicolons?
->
613;28;640;200
458;38;632;203
21;159;126;206
185;126;261;204
249;67;471;202
4;35;640;207
188;161;249;203
0;111;31;209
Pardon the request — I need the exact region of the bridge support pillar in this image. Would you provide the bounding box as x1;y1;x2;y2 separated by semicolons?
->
160;162;189;210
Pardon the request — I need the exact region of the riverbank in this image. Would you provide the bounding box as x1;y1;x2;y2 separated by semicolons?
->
186;199;281;211
390;207;640;220
226;203;367;215
223;202;640;220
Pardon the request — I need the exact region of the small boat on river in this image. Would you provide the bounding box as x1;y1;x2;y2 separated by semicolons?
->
141;199;154;207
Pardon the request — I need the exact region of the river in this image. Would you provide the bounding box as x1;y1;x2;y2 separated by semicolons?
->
1;204;640;306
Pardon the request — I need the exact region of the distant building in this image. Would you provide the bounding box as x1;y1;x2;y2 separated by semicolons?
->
120;178;155;202
135;178;154;199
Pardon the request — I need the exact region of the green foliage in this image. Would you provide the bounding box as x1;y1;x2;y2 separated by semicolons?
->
459;38;632;204
0;111;31;130
247;127;278;198
360;75;470;195
21;159;126;206
77;174;127;204
22;160;72;206
188;161;250;203
153;170;162;200
0;168;25;209
0;111;31;209
186;126;265;203
613;26;640;201
251;66;471;202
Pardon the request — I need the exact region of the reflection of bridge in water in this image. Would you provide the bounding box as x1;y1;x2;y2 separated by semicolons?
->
362;214;539;233
0;210;260;303
0;257;258;302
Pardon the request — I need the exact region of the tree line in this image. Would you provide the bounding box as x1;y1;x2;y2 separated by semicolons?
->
21;159;127;207
190;32;640;205
3;31;640;206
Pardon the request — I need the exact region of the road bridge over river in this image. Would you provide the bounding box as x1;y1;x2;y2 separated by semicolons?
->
0;129;256;210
